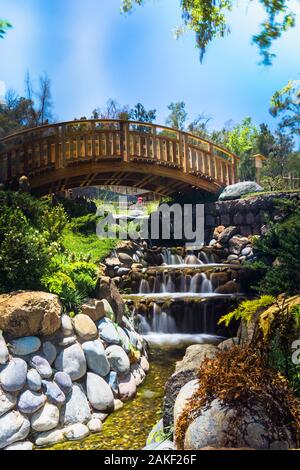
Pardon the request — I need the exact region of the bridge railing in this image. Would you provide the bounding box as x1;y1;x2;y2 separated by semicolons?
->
0;119;239;187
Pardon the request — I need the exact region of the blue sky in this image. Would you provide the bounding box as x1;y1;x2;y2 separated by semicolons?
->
0;0;299;132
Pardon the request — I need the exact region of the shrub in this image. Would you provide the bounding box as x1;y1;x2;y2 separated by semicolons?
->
69;214;100;235
41;271;85;314
218;296;275;327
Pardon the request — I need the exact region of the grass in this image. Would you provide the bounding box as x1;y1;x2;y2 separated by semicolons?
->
62;227;118;263
241;189;300;199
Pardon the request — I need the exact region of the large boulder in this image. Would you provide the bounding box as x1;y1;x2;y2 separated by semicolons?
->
60;384;91;426
73;314;98;341
82;339;110;377
105;345;130;376
95;277;125;325
55;344;87;381
0;411;30;449
0;292;62;337
86;373;114;412
219;182;263;201
0;358;28;392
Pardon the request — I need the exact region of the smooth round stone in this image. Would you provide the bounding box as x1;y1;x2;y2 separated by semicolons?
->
73;314;98;341
55;344;87;381
82;339;110;377
42;380;66;406
92;412;108;422
87;418;103;433
174;380;199;427
116;326;131;353
140;356;150;373
27;369;42;391
54;371;73;395
86;372;114;412
0;411;30;449
114;399;123;411
105;345;130;376
4;441;33;450
30;355;52;379
118;373;137;401
0;331;9;365
0;358;27;392
64;423;90;441
31;403;60;432
59;336;77;347
60;383;91;426
97;299;114;321
241;246;253;257
10;336;41;356
131;363;146;386
97;318;121;345
117;267;130;276
18;390;46;415
42;342;57;365
106;371;119;395
61;314;74;336
125;328;141;350
0;388;17;417
35;429;64;447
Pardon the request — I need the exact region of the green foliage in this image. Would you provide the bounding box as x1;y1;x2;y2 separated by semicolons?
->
0;20;12;38
218;295;275;327
62;228;117;263
53;195;97;218
42;271;85;314
165;101;187;130
260;175;287;191
270;80;300;135
69;214;100;235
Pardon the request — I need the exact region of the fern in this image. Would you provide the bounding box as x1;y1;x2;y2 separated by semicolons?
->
218;296;275;327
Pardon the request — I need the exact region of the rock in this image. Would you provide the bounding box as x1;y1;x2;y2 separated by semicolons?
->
92;412;108;422
241;246;252;257
116;325;132;352
174;379;198;427
227;254;239;262
218;338;240;351
64;423;90;441
215;280;239;294
106;345;130;375
144;440;175;450
82;339;110;377
182;398;295;450
86;372;114;412
81;299;110;322
55;344;87;381
117;268;130;276
209;239;217;246
0;331;9;365
213;225;225;239
42;380;66;406
4;441;33;450
42;342;57;365
95;277;125;324
18;390;46;414
54;372;73;395
0;388;17;417
97;318;121;345
218;226;238;244
210;272;229;289
60;383;91;426
10;336;41;356
229;236;249;255
131;363;146;386
175;344;218;374
87;418;103;433
0;358;27;392
106;371;119;395
146;419;164;446
0;411;30;449
97;299;115;321
118;373;137;401
59;336;77;347
140;356;150;373
114;399;124;411
31;403;60;432
118;252;134;267
219;182;263;201
0;291;61;337
27;369;42;391
73;314;98;341
35;429;64;447
125;328;143;351
61;314;74;336
30;355;53;379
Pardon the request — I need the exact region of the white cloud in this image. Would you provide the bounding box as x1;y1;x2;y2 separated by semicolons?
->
0;80;6;98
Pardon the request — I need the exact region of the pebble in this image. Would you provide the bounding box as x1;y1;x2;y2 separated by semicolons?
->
30;355;53;379
42;380;66;406
31;403;60;432
64;423;90;441
18;390;46;415
27;369;42;391
86;372;114;412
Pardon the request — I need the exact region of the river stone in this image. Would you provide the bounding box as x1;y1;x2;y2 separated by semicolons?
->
131;363;146;386
64;423;90;441
92;412;108;422
59;336;77;347
114;399;124;411
118;373;137;401
42;342;57;365
95;277;125;324
60;383;91;426
55;344;87;381
125;328;143;351
241;246;252;257
115;326;132;352
97;318;121;345
174;379;199;428
118;252;133;267
146;419;164;446
229;236;249;255
30;355;53;379
105;345;130;375
0;358;28;392
218;226;238;244
18;390;46;414
117;268;130;276
175;344;218;374
106;371;119;395
0;411;30;449
27;369;42;391
219;181;263;201
35;429;64;447
82;339;110;377
61;314;74;336
0;291;62;338
4;441;33;450
31;403;60;432
54;371;73;395
87;418;103;433
0;331;9;365
144;440;175;450
42;380;66;405
10;336;41;356
0;388;17;417
140;356;150;373
86;372;114;412
73;314;98;341
97;299;114;321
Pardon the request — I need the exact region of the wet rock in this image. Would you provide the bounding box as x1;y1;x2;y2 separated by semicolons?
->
30;355;53;379
87;418;103;433
60;384;91;426
73;314;98;341
118;373;137;401
0;388;17;417
54;371;73;395
61;314;74;336
10;336;41;356
0;331;9;365
0;358;27;392
86;372;114;412
31;403;60;432
4;441;33;450
42;342;57;365
42;380;66;406
117;268;130;276
18;390;46;415
174;379;199;427
82;339;110;377
27;369;42;391
35;429;64;447
215;280;239;294
219;181;263;201
55;344;87;381
64;423;90;441
106;345;130;375
0;411;30;449
97;318;121;345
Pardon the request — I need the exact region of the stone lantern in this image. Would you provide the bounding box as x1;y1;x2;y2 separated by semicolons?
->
252;154;267;184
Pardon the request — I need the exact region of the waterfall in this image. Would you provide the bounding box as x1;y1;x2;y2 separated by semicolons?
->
139;279;150;294
200;274;213;293
190;273;202;293
185;254;202;265
150;304;178;333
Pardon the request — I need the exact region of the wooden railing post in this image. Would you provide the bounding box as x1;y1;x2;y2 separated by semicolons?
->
181;132;189;173
120;121;130;162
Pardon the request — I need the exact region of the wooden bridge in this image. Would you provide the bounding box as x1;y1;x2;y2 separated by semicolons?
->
0;119;239;197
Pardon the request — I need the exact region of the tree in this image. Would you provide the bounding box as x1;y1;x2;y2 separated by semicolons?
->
92;99;129;120
129;102;156;123
0;19;11;38
165;101;187;130
24;72;53;127
121;0;297;65
261;129;294;178
187;113;211;139
270;80;300;135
